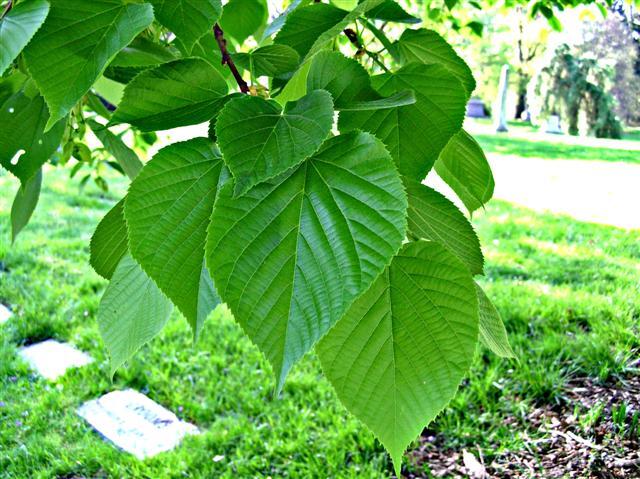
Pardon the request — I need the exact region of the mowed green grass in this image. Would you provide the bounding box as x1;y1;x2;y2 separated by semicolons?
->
1;159;639;478
472;120;640;164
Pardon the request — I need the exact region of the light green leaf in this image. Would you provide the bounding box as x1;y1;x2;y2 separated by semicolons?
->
0;88;65;184
395;29;476;96
90;199;128;280
274;3;346;58
98;254;173;375
216;90;334;196
317;240;478;472
434;129;494;214
88;120;142;180
339;62;467;181
220;0;268;44
0;0;50;75
331;0;357;9
125;138;225;335
111;58;228;132
476;283;515;358
10;168;42;243
366;1;420;23
206;131;407;389
274;58;312;105
306;51;415;110
110;37;177;68
233;45;300;77
149;0;222;50
23;0;154;130
404;178;483;275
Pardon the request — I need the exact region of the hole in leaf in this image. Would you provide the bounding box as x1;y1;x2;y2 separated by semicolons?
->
8;107;14;113
10;149;26;165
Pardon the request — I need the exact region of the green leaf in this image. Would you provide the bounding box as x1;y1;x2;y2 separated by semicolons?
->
262;0;306;40
306;51;373;107
317;240;478;471
216;90;334;196
125;138;225;335
110;36;177;68
220;0;268;44
233;45;300;77
98;254;173;375
88;120;142;180
0;87;65;184
394;29;476;97
149;0;222;50
476;283;515;358
404;178;483;275
90;199;128;280
306;51;415;111
444;0;459;9
340;63;467;181
274;58;312;105
0;0;50;76
304;0;386;60
10;168;42;243
274;3;346;58
434;129;494;214
366;1;420;23
111;58;228;132
23;0;154;130
206;131;407;389
337;90;416;111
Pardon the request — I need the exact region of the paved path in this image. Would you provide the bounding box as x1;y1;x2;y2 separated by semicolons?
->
428;154;640;230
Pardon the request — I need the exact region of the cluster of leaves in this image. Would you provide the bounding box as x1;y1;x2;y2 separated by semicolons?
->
0;0;514;471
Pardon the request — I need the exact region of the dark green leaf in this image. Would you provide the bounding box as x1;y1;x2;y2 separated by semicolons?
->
0;0;50;75
88;120;142;180
206;131;407;389
404;178;483;275
340;63;467;181
111;58;228;131
125;138;225;335
366;1;420;23
110;36;177;68
233;45;300;77
149;0;222;50
317;240;478;472
395;28;476;96
90;199;128;280
220;0;268;44
0;87;65;184
216;90;334;196
23;0;154;130
434;129;494;214
10;168;42;243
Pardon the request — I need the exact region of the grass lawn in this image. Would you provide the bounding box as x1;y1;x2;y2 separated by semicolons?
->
470;119;640;164
1;154;639;477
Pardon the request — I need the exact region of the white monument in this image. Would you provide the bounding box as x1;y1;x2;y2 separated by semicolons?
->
545;114;563;134
19;339;94;380
0;304;11;324
78;389;199;459
494;64;509;133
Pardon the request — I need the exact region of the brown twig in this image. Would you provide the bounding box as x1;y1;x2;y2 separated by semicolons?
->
213;23;249;94
343;27;389;72
2;0;12;18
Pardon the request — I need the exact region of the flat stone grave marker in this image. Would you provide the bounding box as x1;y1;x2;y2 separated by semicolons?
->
19;339;93;380
0;304;11;324
78;389;199;459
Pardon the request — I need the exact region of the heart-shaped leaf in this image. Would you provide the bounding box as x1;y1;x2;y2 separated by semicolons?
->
216;89;334;196
317;240;478;473
206;131;407;389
